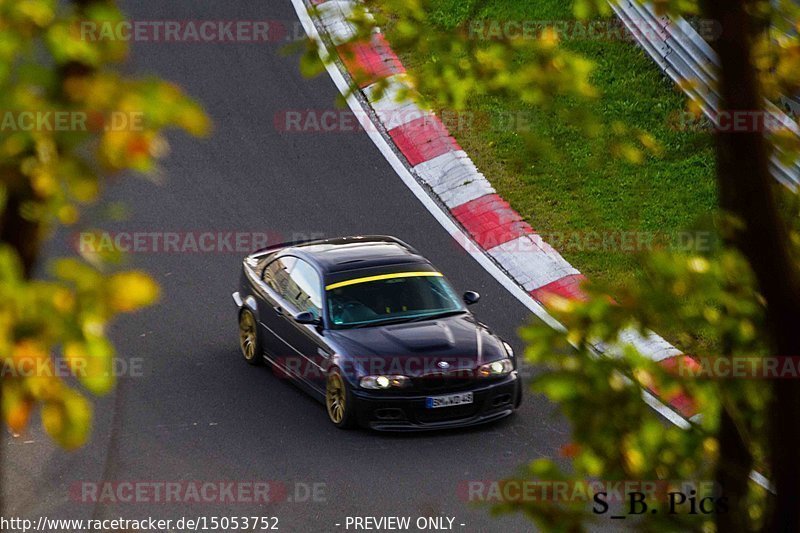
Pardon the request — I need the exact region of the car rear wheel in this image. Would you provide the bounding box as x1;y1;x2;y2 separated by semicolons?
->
326;368;356;429
238;309;262;366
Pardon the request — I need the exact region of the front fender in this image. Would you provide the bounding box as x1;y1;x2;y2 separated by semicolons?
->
327;353;364;389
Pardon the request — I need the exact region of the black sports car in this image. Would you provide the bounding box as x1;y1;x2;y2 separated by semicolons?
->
232;235;522;430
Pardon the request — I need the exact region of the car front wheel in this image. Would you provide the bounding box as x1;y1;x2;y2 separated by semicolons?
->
238;309;262;366
326;368;356;429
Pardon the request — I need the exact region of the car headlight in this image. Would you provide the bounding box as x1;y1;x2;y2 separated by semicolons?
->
477;358;513;378
360;375;411;389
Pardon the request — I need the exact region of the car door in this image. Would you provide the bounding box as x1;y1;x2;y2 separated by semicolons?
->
258;255;298;362
275;258;332;394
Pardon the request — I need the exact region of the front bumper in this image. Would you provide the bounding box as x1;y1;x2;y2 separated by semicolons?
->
352;372;521;431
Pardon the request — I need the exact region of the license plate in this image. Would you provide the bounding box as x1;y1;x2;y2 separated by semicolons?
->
426;392;474;409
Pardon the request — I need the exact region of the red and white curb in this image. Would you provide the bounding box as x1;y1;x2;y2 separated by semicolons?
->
293;0;699;423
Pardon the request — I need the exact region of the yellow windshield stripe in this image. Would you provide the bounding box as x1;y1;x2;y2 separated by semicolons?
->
325;271;443;291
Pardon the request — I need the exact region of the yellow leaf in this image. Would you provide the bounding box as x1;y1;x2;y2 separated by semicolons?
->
107;271;160;312
65;339;116;395
41;391;92;450
540;27;560;48
58;205;79;225
52;287;75;312
2;382;33;434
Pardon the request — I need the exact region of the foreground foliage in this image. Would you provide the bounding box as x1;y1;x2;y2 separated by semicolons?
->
0;0;209;448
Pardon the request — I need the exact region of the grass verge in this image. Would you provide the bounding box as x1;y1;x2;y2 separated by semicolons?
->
378;0;717;349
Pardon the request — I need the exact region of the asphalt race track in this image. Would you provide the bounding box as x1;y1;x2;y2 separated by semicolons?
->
5;2;574;531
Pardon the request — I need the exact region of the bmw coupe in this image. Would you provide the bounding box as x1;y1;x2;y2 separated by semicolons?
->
232;236;521;430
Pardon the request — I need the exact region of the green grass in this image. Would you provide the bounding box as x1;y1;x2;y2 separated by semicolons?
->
380;0;717;298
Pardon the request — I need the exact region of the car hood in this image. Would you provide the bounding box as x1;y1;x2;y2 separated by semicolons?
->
327;314;507;377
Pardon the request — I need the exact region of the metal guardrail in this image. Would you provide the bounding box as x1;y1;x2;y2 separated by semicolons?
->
781;94;800;117
609;0;800;189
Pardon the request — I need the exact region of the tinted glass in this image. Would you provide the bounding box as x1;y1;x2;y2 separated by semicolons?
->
262;256;297;296
327;274;463;327
288;259;322;318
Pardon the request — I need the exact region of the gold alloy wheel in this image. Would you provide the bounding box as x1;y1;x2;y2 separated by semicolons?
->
326;372;346;424
239;311;256;361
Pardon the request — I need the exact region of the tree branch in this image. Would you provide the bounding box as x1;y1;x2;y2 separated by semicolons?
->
702;0;800;530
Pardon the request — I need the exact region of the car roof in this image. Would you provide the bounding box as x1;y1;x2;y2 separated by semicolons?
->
283;236;430;274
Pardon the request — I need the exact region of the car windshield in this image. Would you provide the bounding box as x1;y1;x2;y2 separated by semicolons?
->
326;272;465;328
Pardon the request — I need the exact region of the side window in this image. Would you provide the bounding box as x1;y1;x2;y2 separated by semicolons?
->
287;259;323;318
262;256;297;296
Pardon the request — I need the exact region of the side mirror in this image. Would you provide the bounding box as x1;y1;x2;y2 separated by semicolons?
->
294;311;322;326
463;291;481;305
